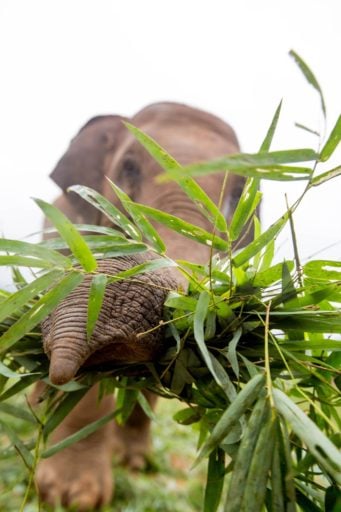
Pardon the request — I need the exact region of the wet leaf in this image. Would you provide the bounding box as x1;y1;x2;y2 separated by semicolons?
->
34;198;97;272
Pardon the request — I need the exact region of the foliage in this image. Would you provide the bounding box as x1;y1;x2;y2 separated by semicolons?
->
0;52;340;511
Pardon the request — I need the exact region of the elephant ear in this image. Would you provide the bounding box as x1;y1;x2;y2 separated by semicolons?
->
49;115;127;224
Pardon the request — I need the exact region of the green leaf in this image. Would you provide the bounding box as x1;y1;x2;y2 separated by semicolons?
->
0;403;37;424
233;213;288;267
0;361;37;379
68;185;141;240
259;100;283;152
320;115;341;161
240;407;276;512
304;260;341;280
173;406;204;425
128;203;228;251
225;395;267;512
253;261;294;287
124;123;228;232
0;255;55;268
34;198;97;272
87;273;107;340
136;391;157;422
0;269;63;323
194;292;236;399
289;50;326;117
229;180;262;241
204;447;225;512
273;388;341;483
310;165;341;187
0;419;35;469
0;271;83;353
42;409;120;458
225;328;242;379
182;149;316;179
259;237;275;272
295;122;320;137
0;238;71;268
165;291;198;311
43;388;89;438
195;373;265;465
115;384;138;426
108;181;166;253
108;257;176;283
270;435;285;512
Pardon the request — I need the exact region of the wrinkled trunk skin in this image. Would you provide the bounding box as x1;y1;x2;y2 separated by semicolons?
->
42;255;176;385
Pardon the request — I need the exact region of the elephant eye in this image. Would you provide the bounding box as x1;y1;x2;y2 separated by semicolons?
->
117;157;142;200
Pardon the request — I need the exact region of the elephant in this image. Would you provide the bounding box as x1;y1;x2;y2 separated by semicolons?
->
35;102;247;510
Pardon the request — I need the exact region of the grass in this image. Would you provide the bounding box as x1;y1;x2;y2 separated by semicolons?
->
0;395;206;512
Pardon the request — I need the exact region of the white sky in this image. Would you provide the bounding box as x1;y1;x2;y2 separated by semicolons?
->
0;0;340;289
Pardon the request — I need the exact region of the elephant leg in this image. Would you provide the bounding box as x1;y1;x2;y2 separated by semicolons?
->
36;384;115;511
112;390;158;470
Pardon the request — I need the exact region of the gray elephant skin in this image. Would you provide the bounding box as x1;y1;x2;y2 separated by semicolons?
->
36;102;245;510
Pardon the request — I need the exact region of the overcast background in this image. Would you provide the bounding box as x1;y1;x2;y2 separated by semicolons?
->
0;0;340;289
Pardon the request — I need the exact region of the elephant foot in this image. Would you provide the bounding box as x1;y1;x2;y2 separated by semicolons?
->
36;432;114;510
36;385;115;510
112;391;157;471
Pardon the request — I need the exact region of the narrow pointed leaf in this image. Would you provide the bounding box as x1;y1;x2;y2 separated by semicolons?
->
34;198;97;272
253;261;294;287
0;361;37;379
68;185;141;240
44;388;89;438
0;239;71;268
260;100;283;152
311;166;341;187
195;374;265;465
289;50;326;117
0;272;83;353
0;269;63;323
0;255;55;268
295;123;320;136
230;181;261;241
0;420;35;469
320;115;341;161
225;395;267;512
233;213;288;267
273;388;341;483
109;257;176;283
87;273;107;340
42;409;120;458
0;403;37;424
204;447;225;512
108;181;166;253
128;203;228;251
125;122;228;232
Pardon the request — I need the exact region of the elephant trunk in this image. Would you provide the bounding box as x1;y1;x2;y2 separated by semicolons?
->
41;256;177;385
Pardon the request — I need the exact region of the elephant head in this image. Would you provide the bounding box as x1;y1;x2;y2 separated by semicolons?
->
44;102;245;385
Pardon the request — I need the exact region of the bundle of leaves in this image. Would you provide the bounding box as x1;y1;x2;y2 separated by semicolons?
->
0;52;340;511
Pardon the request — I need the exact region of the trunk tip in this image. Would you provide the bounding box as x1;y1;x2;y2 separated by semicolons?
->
49;353;80;385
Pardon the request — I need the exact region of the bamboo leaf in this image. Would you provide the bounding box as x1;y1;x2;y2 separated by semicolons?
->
0;255;55;268
295;122;320;137
0;239;71;268
320;115;341;161
204;447;225;512
87;273;107;340
273;388;341;483
108;181;166;253
127;203;228;251
108;257;176;283
43;388;89;438
229;181;262;241
0;403;37;424
259;100;283;152
68;185;141;240
182;149;316;179
0;269;63;323
240;408;276;512
0;361;37;379
195;374;265;465
42;409;120;458
115;384;138;426
253;261;294;287
304;260;341;280
289;50;326;117
0;420;35;469
310;166;341;187
225;395;267;512
233;213;288;267
125;123;228;232
34;198;97;272
0;272;83;353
